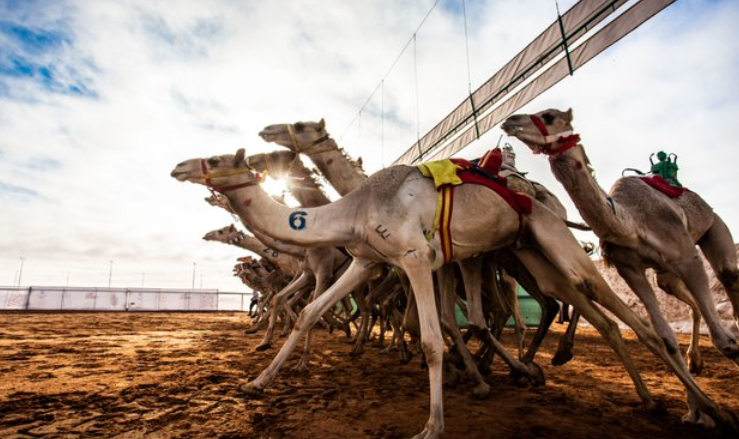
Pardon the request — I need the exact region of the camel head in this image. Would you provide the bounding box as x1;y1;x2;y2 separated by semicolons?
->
245;150;299;179
202;224;240;242
258;119;328;153
501;108;576;155
204;194;235;213
171;148;263;192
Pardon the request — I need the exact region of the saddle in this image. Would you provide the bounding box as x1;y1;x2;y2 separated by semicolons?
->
417;148;532;263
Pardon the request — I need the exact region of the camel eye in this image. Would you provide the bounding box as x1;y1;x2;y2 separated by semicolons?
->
294;122;305;132
207;157;220;166
542;113;555;125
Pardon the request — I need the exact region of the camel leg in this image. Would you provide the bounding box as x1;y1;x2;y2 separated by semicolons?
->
458;256;486;328
656;270;705;375
673;253;739;366
401;256;444;439
497;252;565;365
293;270;338;372
514;248;656;406
553;311;580;366
698;216;739;330
499;269;528;360
437;265;490;398
242;259;376;392
254;272;314;351
522;212;739;429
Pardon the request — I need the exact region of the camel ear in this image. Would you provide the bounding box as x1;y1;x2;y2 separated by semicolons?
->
235;148;245;164
565;108;573;123
229;224;236;232
318;118;325;130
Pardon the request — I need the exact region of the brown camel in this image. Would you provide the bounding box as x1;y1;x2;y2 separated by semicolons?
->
203;224;302;277
502;108;739;382
172;149;737;437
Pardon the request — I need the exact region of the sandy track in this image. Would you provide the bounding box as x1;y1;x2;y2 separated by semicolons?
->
0;312;737;439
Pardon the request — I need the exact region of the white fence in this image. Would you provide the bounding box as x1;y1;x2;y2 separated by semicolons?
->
0;286;252;312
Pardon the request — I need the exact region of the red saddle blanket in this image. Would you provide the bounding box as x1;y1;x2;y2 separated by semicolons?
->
451;157;533;215
640;176;687;198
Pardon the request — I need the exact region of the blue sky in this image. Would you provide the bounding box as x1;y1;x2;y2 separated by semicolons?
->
1;0;738;292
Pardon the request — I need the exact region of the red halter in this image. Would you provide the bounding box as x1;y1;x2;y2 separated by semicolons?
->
529;114;580;156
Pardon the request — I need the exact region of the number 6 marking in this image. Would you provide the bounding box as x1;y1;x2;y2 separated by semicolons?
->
289;211;308;230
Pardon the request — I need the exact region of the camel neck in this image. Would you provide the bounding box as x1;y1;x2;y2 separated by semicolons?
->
549;144;634;243
236;234;302;276
222;182;355;250
305;138;367;196
285;159;332;207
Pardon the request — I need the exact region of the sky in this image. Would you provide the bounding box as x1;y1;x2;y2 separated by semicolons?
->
1;0;738;293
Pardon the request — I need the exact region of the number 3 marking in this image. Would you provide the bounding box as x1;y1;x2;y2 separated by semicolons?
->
289;211;308;230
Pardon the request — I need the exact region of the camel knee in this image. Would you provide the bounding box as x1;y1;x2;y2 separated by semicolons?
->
293;303;322;332
421;340;444;368
574;278;598;300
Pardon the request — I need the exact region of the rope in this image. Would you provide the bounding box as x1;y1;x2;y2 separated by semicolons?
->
339;0;441;144
461;0;480;139
381;80;385;168
413;33;422;161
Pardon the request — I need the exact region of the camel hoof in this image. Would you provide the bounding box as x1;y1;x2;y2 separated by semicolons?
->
682;410;716;429
644;399;665;415
510;362;545;387
240;383;265;398
292;360;310;373
349;346;365;357
551;349;574;366
472;382;491;400
253;341;271;351
244;326;260;334
688;357;704;376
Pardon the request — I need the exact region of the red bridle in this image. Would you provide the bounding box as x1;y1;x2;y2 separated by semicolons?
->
529;114;580;156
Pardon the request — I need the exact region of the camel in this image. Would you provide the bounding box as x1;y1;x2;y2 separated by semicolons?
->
172;148;737;438
259;119;581;368
257;121;548;394
210;151;360;366
203;224;303;277
502;108;739;378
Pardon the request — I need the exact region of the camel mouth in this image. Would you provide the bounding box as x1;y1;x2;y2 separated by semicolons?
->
500;121;522;135
170;169;190;181
258;129;278;141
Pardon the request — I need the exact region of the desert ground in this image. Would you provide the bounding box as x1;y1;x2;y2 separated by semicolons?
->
0;311;738;439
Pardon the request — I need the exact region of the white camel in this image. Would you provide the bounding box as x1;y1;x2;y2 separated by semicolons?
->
259;119;582;368
172;148;737;438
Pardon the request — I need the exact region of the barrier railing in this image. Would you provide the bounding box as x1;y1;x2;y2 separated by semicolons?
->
0;286;252;312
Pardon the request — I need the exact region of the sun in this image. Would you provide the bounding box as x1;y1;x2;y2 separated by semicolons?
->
259;175;299;206
260;175;287;197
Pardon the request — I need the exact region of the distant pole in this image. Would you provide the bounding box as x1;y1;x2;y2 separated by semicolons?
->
66;271;70;287
108;260;113;288
18;257;25;287
192;263;196;290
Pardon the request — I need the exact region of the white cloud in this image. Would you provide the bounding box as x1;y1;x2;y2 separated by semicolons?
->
1;0;737;291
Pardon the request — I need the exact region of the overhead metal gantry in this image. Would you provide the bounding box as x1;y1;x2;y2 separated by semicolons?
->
392;0;677;166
